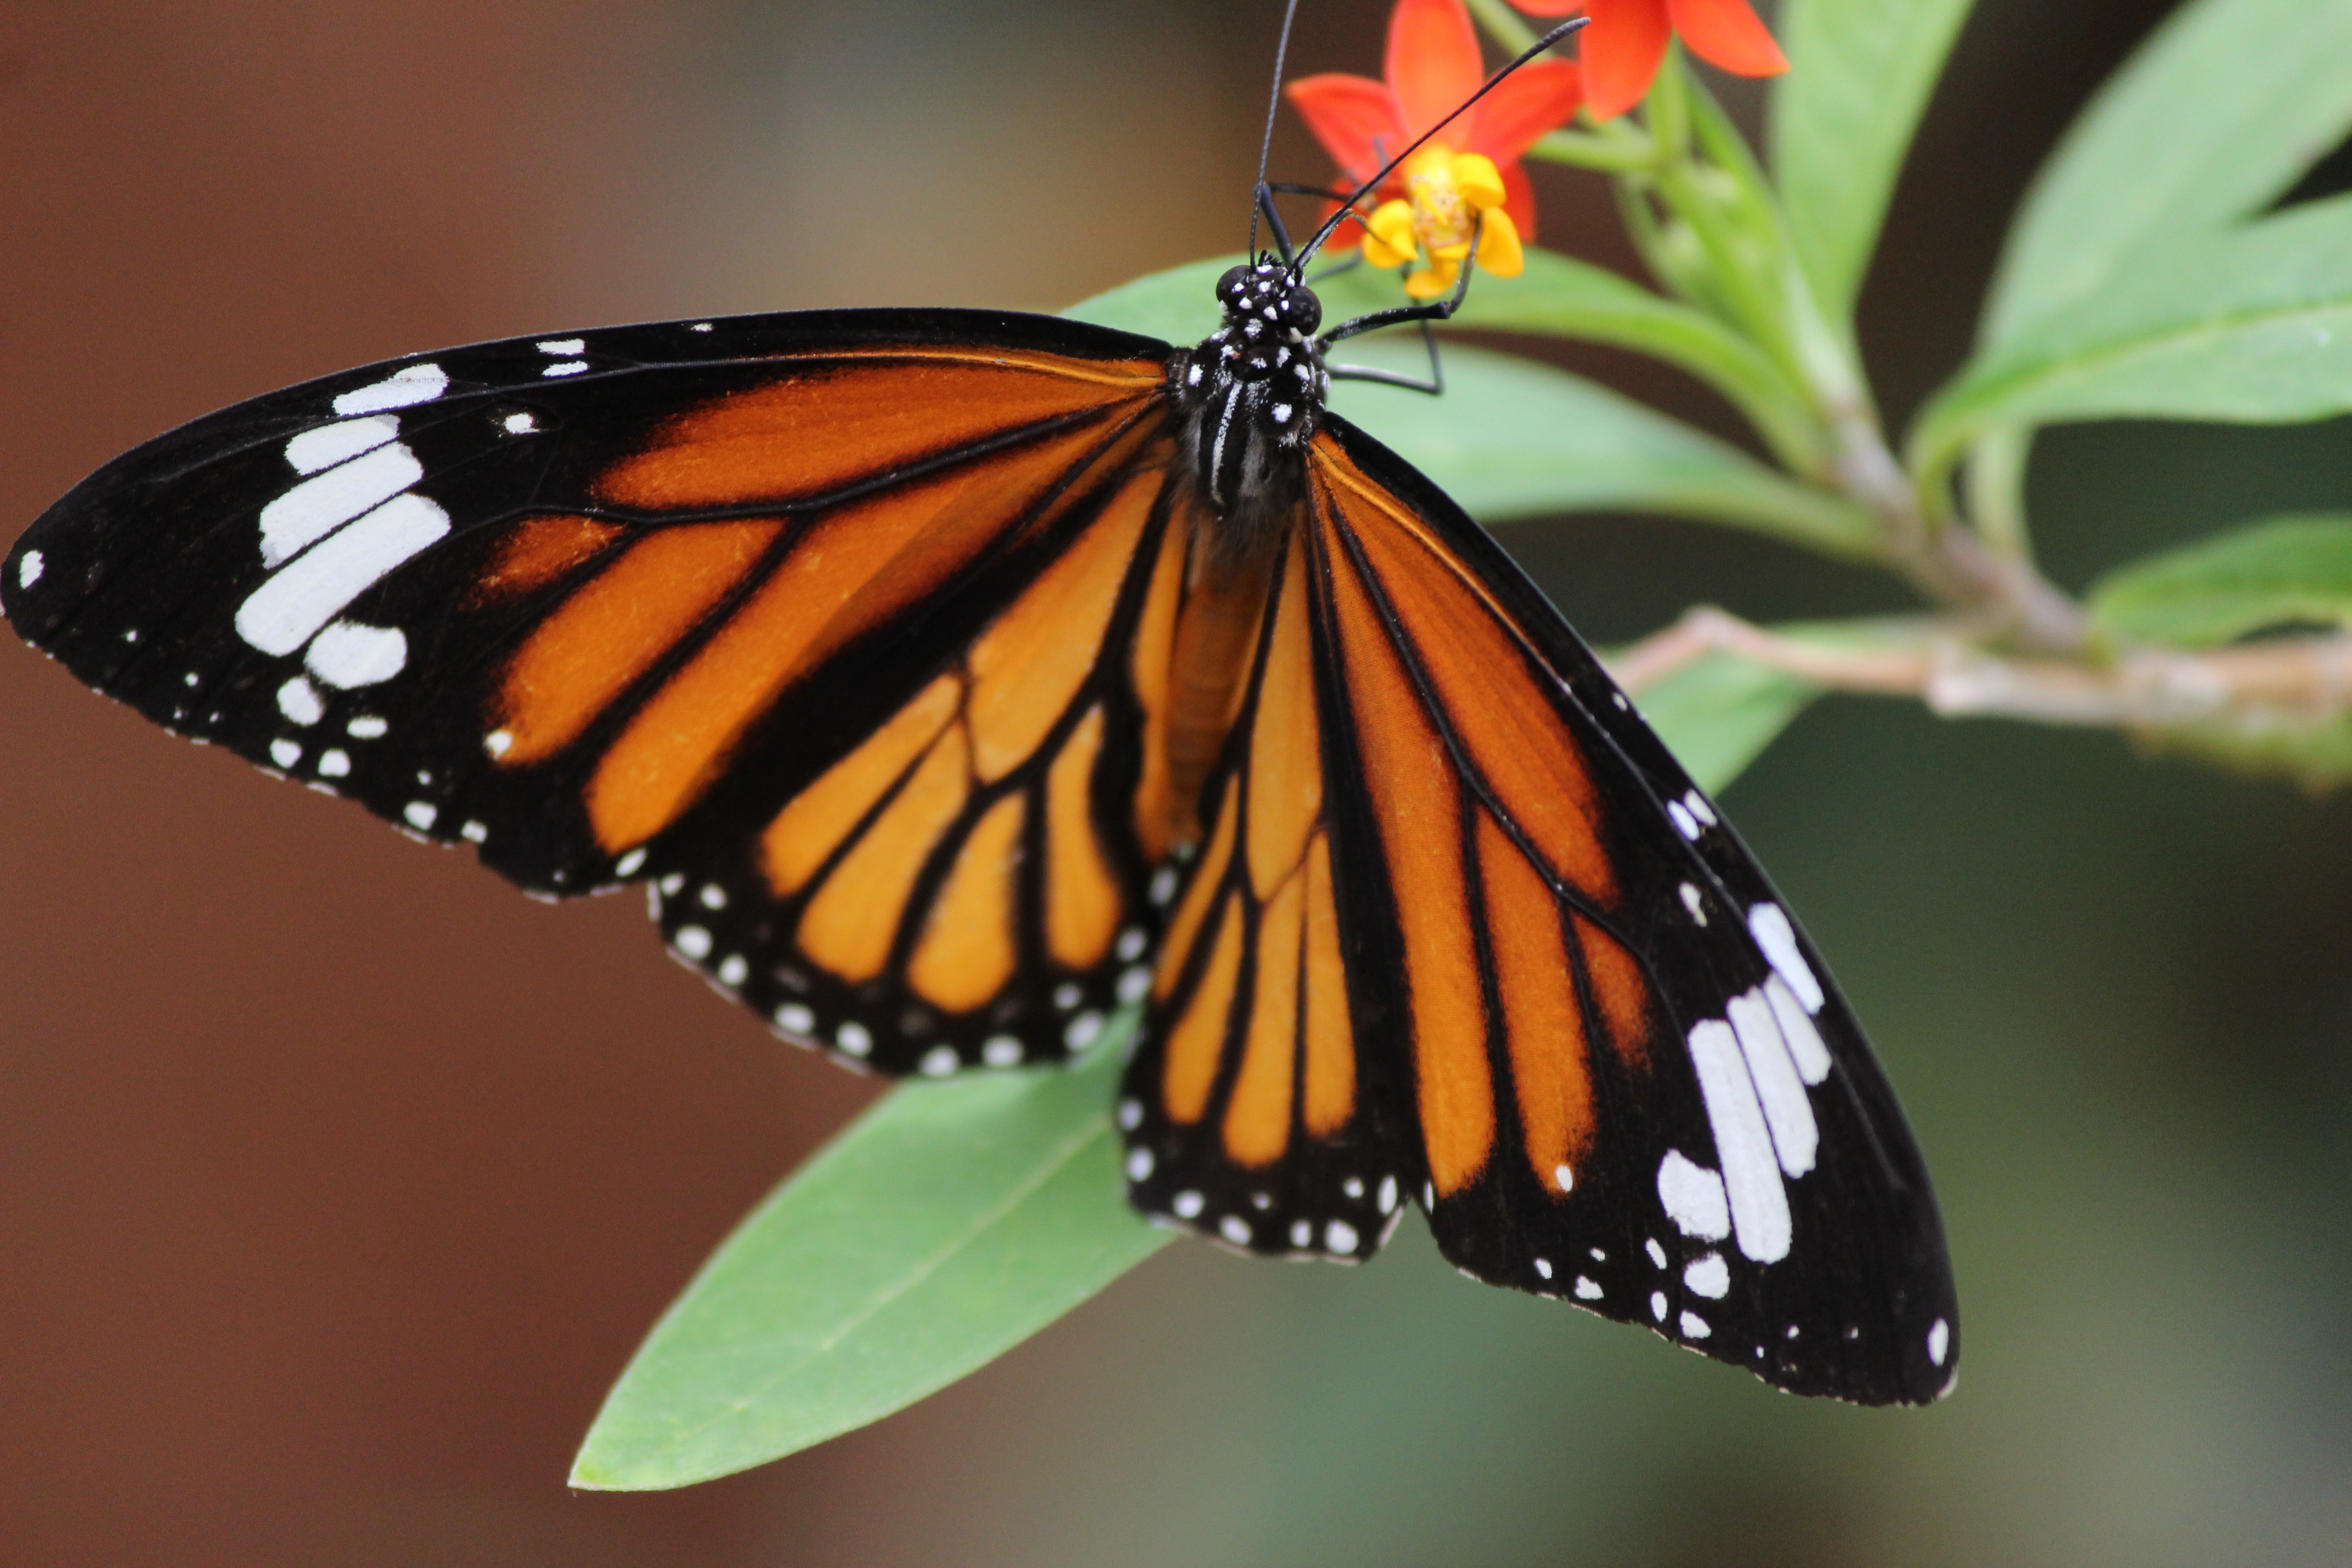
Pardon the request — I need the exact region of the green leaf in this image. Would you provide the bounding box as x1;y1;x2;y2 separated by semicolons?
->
571;1018;1167;1491
1985;0;2352;347
1769;0;1977;322
1631;650;1823;795
2140;711;2352;792
2089;512;2352;648
1327;338;1879;559
1069;252;1824;471
1914;195;2352;480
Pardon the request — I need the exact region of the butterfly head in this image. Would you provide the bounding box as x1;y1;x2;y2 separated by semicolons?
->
1170;259;1329;545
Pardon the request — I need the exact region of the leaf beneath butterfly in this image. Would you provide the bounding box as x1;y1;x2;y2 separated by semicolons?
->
570;1016;1166;1490
1628;650;1823;796
2089;513;2352;648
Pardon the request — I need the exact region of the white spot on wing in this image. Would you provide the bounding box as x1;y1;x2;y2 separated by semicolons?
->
1729;985;1818;1177
18;549;43;588
673;925;712;960
982;1035;1022;1068
1683;1252;1730;1298
1679;882;1707;924
346;715;389;740
1928;1318;1950;1366
1687;1020;1793;1262
318;749;352;779
1116;926;1148;961
235;494;447;656
306;620;409;689
1325;1220;1359;1253
284;414;400;476
542;361;589;377
614;848;647;877
1764;975;1832;1083
1668;801;1700;840
402;801;437;831
1748;902;1824;1013
1377;1176;1396;1214
484;729;514;758
1125;1147;1154;1181
536;338;585;355
1553;1163;1574;1193
1116;1098;1143;1131
919;1045;958;1077
1651;1291;1667;1322
1173;1191;1204;1220
1534;1257;1553;1280
1220;1216;1252;1246
1679;1310;1711;1338
1657;1148;1731;1241
1117;965;1151;1004
1574;1276;1602;1300
269;738;302;769
277;676;325;726
459;819;487;843
1683;789;1717;827
502;412;538;435
774;1003;815;1036
1646;1237;1667;1269
716;954;747;987
835;1021;872;1057
332;363;448;416
1065;1011;1104;1050
259;441;425;567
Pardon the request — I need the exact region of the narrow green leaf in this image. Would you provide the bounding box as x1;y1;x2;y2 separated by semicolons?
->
1769;0;1977;321
2089;512;2352;648
571;1018;1166;1491
1628;650;1823;794
1985;0;2352;347
1328;338;1879;559
1070;252;1823;471
1915;195;2352;479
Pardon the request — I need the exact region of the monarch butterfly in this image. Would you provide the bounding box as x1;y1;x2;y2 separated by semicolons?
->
1;19;1955;1410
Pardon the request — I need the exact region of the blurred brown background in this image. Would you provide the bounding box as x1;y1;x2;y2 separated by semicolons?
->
6;2;2352;1564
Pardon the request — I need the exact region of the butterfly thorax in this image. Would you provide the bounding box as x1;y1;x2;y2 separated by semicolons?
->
1170;260;1328;568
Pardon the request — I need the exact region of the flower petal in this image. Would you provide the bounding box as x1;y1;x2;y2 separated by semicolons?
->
1506;0;1584;13
1500;158;1539;243
1465;59;1584;166
1286;74;1410;186
1364;200;1421;268
1406;257;1462;299
1449;151;1506;211
1666;0;1787;77
1476;207;1525;277
1387;0;1486;141
1580;0;1671;122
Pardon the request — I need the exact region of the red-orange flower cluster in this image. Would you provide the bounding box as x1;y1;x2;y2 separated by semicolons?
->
1509;0;1787;121
1288;0;1583;280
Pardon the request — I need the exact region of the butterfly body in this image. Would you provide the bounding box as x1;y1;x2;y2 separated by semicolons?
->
5;282;1960;1405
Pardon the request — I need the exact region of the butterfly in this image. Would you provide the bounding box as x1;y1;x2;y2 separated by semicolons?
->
0;47;1955;1416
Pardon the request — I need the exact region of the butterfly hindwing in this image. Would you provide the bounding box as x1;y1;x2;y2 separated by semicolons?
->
3;309;1184;1072
1120;525;1408;1260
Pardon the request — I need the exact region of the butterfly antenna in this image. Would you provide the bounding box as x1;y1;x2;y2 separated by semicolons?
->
1248;0;1307;261
1294;15;1587;270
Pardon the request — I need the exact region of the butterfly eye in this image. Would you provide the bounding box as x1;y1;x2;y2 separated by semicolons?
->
1283;286;1321;335
1216;265;1252;304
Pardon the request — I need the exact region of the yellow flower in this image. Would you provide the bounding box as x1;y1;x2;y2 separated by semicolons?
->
1355;146;1524;300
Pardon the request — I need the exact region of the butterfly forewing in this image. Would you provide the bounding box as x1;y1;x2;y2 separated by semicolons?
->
1297;421;1957;1404
3;310;1180;1073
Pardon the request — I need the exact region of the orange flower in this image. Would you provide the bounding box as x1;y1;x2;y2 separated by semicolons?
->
1510;0;1787;122
1287;0;1582;290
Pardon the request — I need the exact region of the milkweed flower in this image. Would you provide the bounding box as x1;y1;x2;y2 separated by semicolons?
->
1509;0;1786;122
1288;0;1582;298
